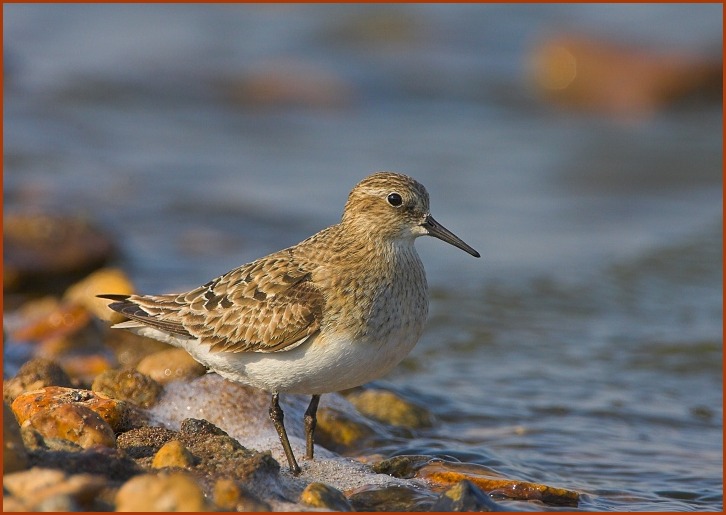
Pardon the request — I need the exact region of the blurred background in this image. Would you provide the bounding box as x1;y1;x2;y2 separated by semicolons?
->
4;4;722;511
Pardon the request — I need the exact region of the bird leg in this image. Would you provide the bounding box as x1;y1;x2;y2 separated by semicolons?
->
304;394;321;460
269;393;301;475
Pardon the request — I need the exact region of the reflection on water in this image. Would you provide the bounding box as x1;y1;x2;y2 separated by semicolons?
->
4;4;722;511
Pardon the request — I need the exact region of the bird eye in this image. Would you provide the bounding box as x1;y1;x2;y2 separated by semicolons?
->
387;192;403;207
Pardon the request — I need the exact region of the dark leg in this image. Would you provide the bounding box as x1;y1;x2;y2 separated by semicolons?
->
269;393;301;475
304;394;321;460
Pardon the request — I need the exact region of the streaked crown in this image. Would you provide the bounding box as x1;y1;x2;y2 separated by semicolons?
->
341;172;431;241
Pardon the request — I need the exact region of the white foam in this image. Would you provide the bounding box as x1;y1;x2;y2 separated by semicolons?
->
147;373;420;502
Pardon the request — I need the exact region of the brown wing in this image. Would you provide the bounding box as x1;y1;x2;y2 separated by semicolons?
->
102;252;324;353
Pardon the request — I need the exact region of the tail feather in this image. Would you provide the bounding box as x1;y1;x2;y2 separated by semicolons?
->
98;294;192;338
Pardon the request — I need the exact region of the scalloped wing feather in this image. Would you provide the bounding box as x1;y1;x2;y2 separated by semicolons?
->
104;253;324;353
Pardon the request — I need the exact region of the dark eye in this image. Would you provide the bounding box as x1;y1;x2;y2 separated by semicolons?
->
387;192;403;207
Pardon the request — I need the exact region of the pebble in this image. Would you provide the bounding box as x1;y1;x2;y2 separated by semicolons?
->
11;386;130;433
300;482;353;511
115;472;211;511
374;455;580;507
345;388;433;428
151;439;194;469
314;405;376;453
63;267;135;323
92;367;163;407
136;348;206;384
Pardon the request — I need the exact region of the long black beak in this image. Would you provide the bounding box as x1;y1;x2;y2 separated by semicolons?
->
422;214;480;258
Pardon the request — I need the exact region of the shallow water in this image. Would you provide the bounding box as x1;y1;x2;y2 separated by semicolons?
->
4;4;722;511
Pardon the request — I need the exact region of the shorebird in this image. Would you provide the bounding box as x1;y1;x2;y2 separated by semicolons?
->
101;171;479;474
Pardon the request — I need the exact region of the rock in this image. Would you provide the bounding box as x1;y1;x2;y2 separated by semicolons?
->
23;403;116;449
176;418;280;482
115;472;211;511
11;386;130;432
345;388;433;428
92;368;163;407
212;478;272;511
11;302;90;342
119;419;279;486
3;467;108;511
151;440;194;469
528;34;722;119
374;455;580;507
300;482;353;511
3;357;72;404
3;402;29;473
136;348;206;384
63;267;135;323
431;480;502;511
3;212;116;294
314;405;377;453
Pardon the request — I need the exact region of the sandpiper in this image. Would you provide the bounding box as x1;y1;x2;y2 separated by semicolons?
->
101;172;479;474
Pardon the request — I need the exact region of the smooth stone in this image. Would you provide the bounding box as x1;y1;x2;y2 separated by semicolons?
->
375;455;580;507
151;439;194;469
115;472;211;511
314;405;377;453
63;267;135;323
345;388;433;428
11;386;129;432
300;482;353;511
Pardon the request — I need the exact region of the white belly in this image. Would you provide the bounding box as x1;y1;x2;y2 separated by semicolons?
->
131;325;422;394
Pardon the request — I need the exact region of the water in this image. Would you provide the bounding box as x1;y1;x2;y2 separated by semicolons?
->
4;4;722;510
